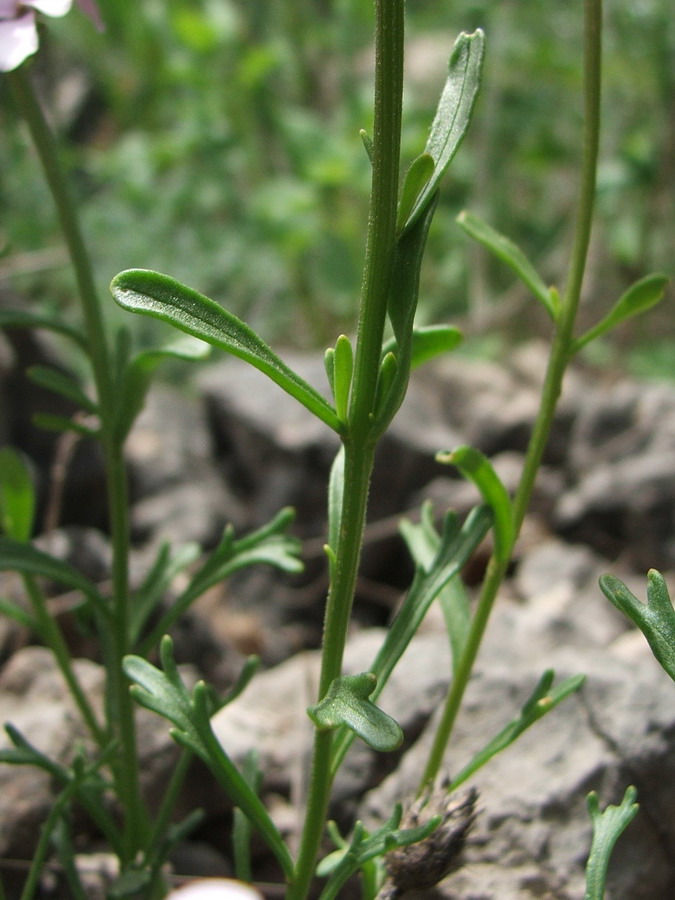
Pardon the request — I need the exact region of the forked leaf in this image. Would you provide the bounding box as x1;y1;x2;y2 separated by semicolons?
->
584;787;639;900
0;447;35;541
111;269;341;432
308;672;404;752
450;670;585;789
124;636;293;879
437;446;514;562
572;273;669;354
599;569;675;682
403;30;485;232
456;211;557;319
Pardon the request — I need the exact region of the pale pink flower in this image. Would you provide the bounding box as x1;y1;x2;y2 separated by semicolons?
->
0;0;102;73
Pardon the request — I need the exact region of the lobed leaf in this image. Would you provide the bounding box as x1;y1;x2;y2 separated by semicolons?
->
111;269;342;432
599;569;675;682
450;670;585;789
308;672;403;752
584;787;639;900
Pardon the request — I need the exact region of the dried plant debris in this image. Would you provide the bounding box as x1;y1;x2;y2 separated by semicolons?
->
378;784;478;898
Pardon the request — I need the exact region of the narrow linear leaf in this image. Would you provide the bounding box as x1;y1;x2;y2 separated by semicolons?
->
437;446;514;562
404;29;485;231
573;273;669;354
0;536;105;609
397;153;435;233
584;787;639;900
114;336;210;442
0;309;87;350
32;412;99;438
382;324;463;371
0;446;35;541
360;129;374;164
333;334;353;423
308;672;403;752
111;269;341;432
456;210;557;319
450;670;585;789
27;366;98;414
599;570;675;682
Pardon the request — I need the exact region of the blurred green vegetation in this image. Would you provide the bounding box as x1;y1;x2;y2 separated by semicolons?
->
1;0;672;368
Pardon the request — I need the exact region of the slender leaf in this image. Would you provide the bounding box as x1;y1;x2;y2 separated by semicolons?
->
437;446;514;562
381;324;463;370
397;153;435;233
0;309;87;350
27;366;98;414
456;210;557;319
332;334;353;423
0;447;35;541
0;537;106;610
124;637;294;879
114;335;210;442
584;787;639;900
403;30;485;232
32;412;99;438
599;570;675;682
111;269;341;432
573;274;669;354
450;670;586;789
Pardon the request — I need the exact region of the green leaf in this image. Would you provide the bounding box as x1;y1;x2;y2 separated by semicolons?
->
599;570;675;682
124;636;293;879
572;274;670;354
330;505;492;775
332;334;353;423
327;447;345;569
114;336;210;442
400;502;470;677
138;508;302;655
308;672;404;752
382;324;463;370
456;211;557;319
360;129;374;164
0;309;87;350
403;30;485;233
450;670;585;789
584;787;639;900
437;446;514;562
397;153;435;233
0;537;106;611
32;412;99;438
27;366;98;414
317;807;440;900
0;447;35;540
111;269;342;433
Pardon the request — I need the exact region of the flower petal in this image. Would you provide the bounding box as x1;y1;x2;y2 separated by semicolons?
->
74;0;103;30
26;0;73;17
0;12;38;72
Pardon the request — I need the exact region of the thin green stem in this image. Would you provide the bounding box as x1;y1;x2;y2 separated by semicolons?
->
9;67;149;858
289;3;405;896
23;575;105;746
421;0;603;789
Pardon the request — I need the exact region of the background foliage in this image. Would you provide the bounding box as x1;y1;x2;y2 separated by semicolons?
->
1;0;672;365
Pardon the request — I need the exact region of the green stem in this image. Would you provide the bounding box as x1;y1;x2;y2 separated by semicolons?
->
289;3;404;897
23;574;105;746
8;67;148;858
421;0;603;788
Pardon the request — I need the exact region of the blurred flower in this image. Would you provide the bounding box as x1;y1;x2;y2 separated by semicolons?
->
166;879;263;900
0;0;102;73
